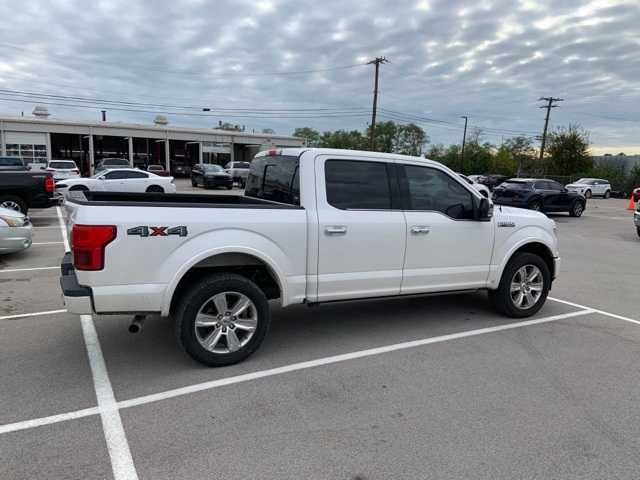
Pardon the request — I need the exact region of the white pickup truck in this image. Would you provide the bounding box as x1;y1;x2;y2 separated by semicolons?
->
60;148;559;366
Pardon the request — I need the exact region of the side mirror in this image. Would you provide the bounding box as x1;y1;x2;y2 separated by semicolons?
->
477;197;493;221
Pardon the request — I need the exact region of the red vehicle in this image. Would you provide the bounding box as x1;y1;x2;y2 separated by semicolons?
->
147;164;168;176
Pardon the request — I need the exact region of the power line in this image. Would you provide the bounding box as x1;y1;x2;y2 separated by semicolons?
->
538;96;563;161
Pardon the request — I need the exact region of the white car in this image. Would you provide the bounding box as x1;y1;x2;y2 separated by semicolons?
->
458;173;491;198
224;161;251;187
45;160;80;181
60;148;559;367
565;178;611;199
55;168;176;195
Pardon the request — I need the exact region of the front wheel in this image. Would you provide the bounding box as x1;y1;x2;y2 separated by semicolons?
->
569;200;584;217
584;189;592;199
489;252;551;318
175;273;270;366
0;195;27;214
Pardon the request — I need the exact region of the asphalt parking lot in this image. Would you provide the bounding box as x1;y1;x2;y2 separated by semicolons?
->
1;192;639;480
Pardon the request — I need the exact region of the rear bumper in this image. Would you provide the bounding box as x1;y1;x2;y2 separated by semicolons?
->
60;252;94;315
203;177;233;187
30;193;57;208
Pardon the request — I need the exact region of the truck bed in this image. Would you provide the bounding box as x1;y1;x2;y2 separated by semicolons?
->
66;190;302;209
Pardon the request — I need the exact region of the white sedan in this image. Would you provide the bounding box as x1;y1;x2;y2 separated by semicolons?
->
55;168;176;196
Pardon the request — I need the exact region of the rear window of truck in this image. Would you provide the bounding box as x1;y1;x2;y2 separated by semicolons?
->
245;155;300;205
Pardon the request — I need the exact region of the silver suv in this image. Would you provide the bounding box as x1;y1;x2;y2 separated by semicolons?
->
224;161;251;187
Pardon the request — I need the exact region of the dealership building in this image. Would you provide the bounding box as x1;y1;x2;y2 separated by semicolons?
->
0;111;304;176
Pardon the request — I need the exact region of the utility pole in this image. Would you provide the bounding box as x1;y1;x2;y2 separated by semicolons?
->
368;57;388;151
460;115;468;172
101;110;107;122
538;97;563;161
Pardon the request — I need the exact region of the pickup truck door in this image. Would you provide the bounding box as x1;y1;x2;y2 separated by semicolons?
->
397;163;493;293
315;157;406;301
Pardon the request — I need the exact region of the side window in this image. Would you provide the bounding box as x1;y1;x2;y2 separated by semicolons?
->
547;181;563;191
401;165;474;220
125;171;148;179
104;171;127;180
325;160;391;210
534;181;546;190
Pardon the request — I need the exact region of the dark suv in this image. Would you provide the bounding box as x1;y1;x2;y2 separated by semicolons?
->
493;178;586;217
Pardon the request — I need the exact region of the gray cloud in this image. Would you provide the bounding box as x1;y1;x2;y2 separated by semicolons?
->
0;0;638;151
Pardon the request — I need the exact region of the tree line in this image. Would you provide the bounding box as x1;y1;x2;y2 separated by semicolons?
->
293;122;640;193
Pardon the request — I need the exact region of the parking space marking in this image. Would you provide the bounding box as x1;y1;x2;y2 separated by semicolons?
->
81;315;139;480
56;206;70;252
549;297;640;326
0;266;59;273
0;308;594;437
0;407;100;435
0;309;66;321
32;241;64;245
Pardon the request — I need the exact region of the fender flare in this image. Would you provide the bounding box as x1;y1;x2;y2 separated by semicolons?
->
161;245;287;316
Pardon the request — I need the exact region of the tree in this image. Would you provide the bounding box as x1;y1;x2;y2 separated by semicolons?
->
492;148;517;176
625;165;640;193
365;121;397;153
503;136;536;176
545;125;592;176
319;130;366;150
293;127;321;147
395;123;429;156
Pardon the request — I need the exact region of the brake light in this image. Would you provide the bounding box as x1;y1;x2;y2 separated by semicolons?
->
72;168;79;174
44;176;55;193
72;225;117;271
267;149;281;156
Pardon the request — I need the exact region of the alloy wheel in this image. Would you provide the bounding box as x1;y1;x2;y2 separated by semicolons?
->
0;200;22;212
194;292;258;354
510;265;544;310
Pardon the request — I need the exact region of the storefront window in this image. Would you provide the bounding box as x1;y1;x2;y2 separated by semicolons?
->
5;143;47;165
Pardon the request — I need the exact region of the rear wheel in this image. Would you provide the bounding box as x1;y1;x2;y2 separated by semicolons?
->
489;252;551;318
175;273;270;366
603;190;610;199
146;185;164;193
569;200;584;217
0;196;27;214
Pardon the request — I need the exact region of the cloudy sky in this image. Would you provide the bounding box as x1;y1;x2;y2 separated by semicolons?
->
0;0;638;153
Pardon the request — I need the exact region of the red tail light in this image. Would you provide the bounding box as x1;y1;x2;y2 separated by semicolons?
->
72;168;80;174
72;225;117;271
45;176;55;193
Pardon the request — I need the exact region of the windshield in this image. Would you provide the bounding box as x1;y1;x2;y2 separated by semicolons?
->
102;159;129;166
0;156;24;166
49;161;76;169
203;165;223;172
574;178;593;184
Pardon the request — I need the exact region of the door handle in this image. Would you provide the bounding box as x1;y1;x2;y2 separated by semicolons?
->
410;226;430;234
325;225;347;235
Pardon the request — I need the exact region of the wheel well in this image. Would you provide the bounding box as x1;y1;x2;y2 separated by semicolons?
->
511;242;554;278
170;252;281;314
69;185;88;191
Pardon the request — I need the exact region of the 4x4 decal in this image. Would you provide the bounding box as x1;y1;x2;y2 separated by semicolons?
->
127;226;188;237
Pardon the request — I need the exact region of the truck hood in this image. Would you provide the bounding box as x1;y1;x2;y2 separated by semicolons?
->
493;204;554;228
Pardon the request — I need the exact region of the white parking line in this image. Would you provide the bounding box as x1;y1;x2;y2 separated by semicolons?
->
56;206;70;252
32;241;64;246
0;407;100;435
0;308;595;436
549;297;640;326
54;206;137;480
81;315;139;480
0;266;58;273
0;309;67;321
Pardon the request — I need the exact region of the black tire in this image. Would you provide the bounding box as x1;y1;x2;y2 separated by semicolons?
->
603;190;610;199
191;178;197;187
146;185;164;193
569;200;584;217
175;273;270;366
226;185;233;190
0;195;27;214
488;252;551;318
584;189;592;199
528;199;542;212
637;227;640;239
